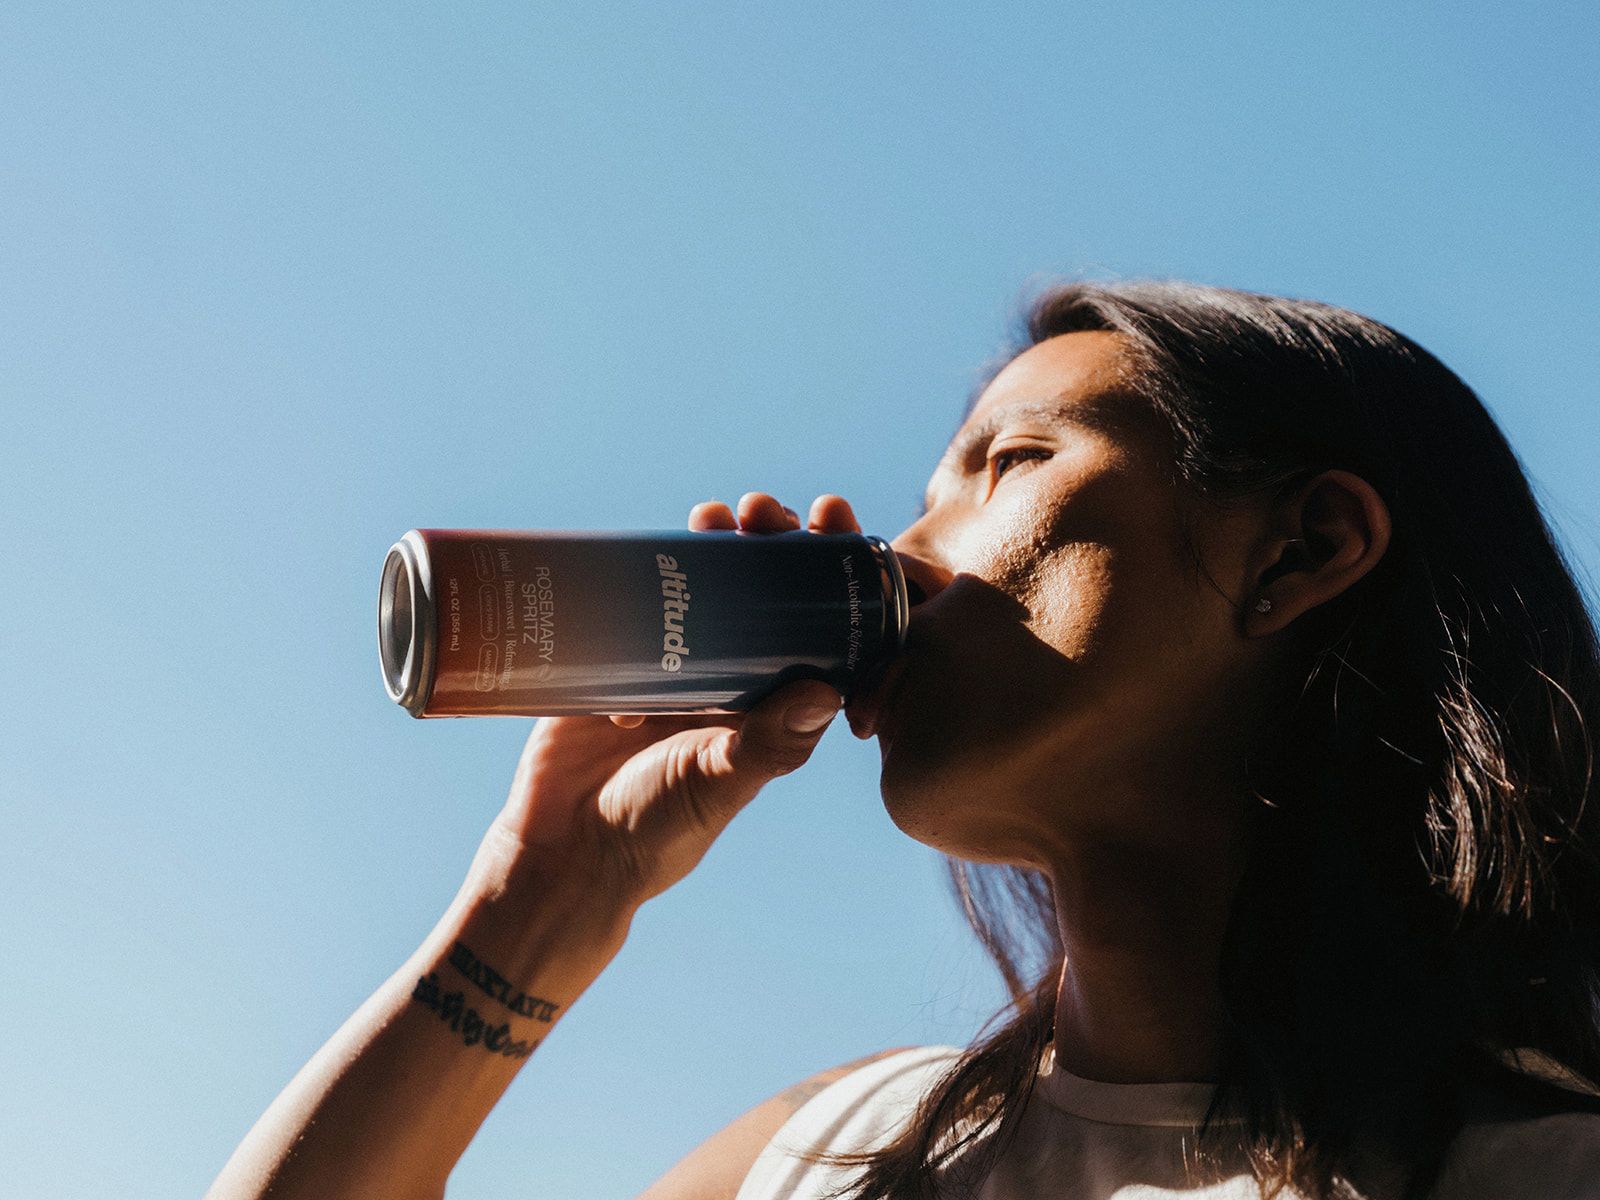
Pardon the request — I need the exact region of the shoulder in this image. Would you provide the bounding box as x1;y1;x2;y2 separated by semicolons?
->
763;1045;941;1116
635;1045;959;1200
734;1045;966;1200
1428;1057;1600;1200
1429;1109;1600;1199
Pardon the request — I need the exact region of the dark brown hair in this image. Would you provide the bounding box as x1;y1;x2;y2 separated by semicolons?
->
797;280;1600;1199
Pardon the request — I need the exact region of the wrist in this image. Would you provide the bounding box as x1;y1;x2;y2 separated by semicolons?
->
443;837;636;990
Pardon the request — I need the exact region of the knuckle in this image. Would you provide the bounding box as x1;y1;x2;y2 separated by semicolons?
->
662;737;705;790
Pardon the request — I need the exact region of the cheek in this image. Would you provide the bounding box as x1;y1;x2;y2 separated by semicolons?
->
881;541;1114;788
1015;544;1117;659
966;494;1118;662
993;470;1195;652
877;471;1206;809
915;514;1200;771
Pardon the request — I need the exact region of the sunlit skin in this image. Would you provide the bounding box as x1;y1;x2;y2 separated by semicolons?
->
199;331;1397;1200
643;330;1392;1084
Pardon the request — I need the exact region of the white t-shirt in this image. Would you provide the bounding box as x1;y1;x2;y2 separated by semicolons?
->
734;1043;1600;1200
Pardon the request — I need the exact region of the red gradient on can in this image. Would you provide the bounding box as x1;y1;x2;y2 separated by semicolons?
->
379;528;906;718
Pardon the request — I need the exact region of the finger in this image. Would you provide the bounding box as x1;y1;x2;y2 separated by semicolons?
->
736;492;797;533
807;494;862;534
602;710;737;736
510;712;744;807
726;680;844;775
689;680;845;824
689;500;737;531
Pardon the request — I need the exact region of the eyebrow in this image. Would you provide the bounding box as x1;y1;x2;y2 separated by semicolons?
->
918;398;1117;516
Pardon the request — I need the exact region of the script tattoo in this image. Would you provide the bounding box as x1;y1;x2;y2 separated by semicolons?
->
447;941;561;1021
410;973;539;1059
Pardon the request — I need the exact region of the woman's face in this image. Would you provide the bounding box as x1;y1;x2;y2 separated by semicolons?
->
862;330;1275;867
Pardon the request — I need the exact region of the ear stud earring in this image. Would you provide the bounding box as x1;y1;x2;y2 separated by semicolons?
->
1252;539;1306;616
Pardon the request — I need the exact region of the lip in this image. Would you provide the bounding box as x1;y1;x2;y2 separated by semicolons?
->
845;655;909;741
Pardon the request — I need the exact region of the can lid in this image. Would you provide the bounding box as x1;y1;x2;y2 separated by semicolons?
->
863;535;909;657
377;531;437;717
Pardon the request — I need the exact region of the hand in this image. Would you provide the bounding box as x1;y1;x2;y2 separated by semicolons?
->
468;493;865;918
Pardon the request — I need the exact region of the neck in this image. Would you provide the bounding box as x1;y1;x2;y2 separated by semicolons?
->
1045;825;1247;1085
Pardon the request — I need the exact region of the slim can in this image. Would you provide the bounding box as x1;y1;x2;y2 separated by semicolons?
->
378;528;909;717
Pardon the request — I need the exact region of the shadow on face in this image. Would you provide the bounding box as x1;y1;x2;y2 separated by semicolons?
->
873;332;1273;869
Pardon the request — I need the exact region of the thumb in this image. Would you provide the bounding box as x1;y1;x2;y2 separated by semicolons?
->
721;680;844;785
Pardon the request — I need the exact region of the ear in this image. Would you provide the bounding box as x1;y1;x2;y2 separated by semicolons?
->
1244;469;1392;635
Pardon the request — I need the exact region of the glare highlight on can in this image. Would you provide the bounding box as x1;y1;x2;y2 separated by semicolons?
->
378;528;908;717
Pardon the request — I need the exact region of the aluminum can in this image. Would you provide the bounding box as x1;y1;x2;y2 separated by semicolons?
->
378;528;908;717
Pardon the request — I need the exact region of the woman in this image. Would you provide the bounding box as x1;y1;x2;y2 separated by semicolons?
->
206;281;1600;1200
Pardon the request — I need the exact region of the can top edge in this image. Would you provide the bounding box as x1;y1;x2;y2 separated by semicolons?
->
380;533;437;717
864;535;909;656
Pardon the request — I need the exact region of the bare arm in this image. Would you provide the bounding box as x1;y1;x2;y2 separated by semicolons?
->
205;851;635;1200
205;490;858;1200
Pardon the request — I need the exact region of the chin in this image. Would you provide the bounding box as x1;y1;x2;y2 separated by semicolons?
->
874;693;1052;863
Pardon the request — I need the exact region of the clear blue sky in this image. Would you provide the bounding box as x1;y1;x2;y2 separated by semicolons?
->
3;4;1597;1197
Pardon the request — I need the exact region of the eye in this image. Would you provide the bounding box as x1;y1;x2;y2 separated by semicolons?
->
989;446;1052;483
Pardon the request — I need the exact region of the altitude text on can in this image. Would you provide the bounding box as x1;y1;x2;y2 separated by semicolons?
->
377;528;908;718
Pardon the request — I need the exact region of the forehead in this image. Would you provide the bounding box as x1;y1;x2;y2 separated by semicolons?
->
943;331;1145;460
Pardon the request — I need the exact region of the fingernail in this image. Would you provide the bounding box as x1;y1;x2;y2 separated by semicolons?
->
785;703;839;733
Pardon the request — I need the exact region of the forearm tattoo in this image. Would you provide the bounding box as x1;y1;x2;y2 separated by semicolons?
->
408;941;563;1059
447;940;561;1021
411;972;539;1058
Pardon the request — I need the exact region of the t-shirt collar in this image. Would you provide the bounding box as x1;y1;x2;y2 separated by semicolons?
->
1035;1042;1239;1127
